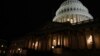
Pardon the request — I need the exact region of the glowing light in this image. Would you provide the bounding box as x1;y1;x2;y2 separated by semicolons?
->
18;48;21;51
17;48;22;53
58;41;60;45
53;40;56;42
67;18;70;21
70;19;73;23
87;35;93;44
1;45;3;47
58;37;60;45
35;41;38;50
32;43;34;45
52;46;54;49
73;18;76;23
53;40;56;46
35;41;38;47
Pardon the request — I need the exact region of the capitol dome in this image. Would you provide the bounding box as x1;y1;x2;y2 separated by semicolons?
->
53;0;93;24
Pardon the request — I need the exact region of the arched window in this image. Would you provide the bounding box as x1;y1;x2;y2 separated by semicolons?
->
63;9;66;12
67;8;70;11
70;8;73;11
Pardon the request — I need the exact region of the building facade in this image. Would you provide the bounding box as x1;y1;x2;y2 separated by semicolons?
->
8;0;100;55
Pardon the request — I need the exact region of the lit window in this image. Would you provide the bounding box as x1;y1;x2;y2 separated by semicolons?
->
28;41;32;48
87;35;93;49
87;35;93;44
35;41;38;50
53;40;56;46
73;18;76;23
35;41;38;47
58;39;60;45
53;40;56;42
32;43;34;46
70;19;73;23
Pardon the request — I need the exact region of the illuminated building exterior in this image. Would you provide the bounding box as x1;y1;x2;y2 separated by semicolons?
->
53;0;93;24
8;0;100;56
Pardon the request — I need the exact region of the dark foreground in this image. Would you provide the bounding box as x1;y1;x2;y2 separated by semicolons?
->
1;49;100;56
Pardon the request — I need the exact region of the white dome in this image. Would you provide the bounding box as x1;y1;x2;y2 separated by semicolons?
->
53;0;93;24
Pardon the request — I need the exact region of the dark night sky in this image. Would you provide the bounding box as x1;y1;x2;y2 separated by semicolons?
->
0;0;99;40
